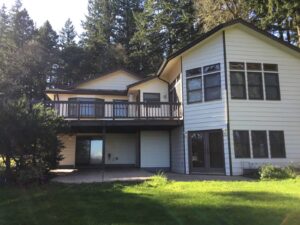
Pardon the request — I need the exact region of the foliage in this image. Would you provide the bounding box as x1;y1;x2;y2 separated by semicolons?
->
0;98;65;183
259;164;297;180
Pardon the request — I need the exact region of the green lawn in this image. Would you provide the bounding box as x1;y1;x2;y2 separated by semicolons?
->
0;177;300;225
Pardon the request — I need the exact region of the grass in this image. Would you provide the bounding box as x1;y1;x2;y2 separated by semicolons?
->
0;176;300;225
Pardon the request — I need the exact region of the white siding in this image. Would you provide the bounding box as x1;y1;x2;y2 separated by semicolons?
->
105;133;137;165
129;78;169;102
171;126;185;173
58;134;76;166
77;70;140;90
140;131;170;168
225;26;300;175
181;33;230;175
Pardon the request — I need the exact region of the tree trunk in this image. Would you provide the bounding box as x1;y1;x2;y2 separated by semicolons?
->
4;154;12;182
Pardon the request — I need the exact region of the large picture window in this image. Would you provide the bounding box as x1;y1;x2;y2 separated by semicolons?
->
229;62;280;101
233;130;250;158
68;98;104;118
186;63;221;104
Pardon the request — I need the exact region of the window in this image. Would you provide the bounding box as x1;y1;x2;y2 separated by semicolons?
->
143;93;160;107
247;72;263;99
186;67;201;77
204;73;221;101
229;62;280;101
233;131;250;158
143;93;160;102
68;98;104;118
251;131;268;158
187;77;202;103
265;73;280;100
113;100;128;117
230;71;246;99
269;131;286;158
186;63;221;104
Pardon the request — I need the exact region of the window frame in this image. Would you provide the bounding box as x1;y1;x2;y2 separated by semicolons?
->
204;72;221;101
143;92;161;107
233;130;251;158
247;72;264;100
229;62;281;101
264;73;281;100
251;130;269;158
186;63;221;104
269;131;286;158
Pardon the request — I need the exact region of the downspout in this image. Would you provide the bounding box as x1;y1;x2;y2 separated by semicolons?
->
222;30;233;176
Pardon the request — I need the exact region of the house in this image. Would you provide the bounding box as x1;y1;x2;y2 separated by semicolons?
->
45;19;300;176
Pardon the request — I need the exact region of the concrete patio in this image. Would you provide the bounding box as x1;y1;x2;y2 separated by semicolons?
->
51;168;251;183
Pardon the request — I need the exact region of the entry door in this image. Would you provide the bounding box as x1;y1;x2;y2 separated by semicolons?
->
189;130;224;173
76;137;103;166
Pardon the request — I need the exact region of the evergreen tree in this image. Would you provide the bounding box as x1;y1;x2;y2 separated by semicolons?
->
129;0;198;73
59;18;77;47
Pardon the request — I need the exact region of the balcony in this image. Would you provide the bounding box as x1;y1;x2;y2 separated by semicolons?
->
44;101;182;121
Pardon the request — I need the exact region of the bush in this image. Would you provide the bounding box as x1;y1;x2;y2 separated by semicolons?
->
259;164;297;180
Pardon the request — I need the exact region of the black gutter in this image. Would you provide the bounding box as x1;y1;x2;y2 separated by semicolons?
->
222;30;233;176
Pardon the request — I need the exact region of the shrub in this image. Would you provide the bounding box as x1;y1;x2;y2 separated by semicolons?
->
259;164;297;180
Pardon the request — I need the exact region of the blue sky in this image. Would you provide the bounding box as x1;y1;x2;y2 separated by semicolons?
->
0;0;88;34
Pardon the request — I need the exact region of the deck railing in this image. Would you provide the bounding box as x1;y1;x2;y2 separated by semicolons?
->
43;101;182;120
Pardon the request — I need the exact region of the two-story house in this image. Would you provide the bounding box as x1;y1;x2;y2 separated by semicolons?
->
46;19;300;176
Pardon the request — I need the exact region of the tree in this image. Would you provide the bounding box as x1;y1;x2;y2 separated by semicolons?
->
0;98;65;183
250;0;300;45
129;0;199;74
59;18;77;47
194;0;252;32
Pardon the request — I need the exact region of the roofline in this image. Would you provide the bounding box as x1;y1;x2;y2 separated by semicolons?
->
157;18;300;77
45;89;128;96
68;68;143;89
127;75;169;89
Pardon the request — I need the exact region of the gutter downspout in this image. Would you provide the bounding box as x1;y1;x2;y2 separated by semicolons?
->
223;30;233;176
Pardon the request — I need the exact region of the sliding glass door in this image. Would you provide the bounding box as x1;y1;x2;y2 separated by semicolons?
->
76;137;103;167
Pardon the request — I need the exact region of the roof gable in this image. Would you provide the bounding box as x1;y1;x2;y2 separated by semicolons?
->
75;69;142;90
158;19;300;77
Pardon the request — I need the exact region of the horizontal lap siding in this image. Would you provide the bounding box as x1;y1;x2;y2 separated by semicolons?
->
225;27;300;175
171;126;185;173
58;134;76;166
78;71;140;90
182;33;230;175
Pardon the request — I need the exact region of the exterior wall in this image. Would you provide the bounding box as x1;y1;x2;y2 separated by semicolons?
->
57;93;128;102
140;131;170;168
181;32;230;175
58;134;76;167
225;26;300;175
77;70;140;90
105;133;137;165
129;78;169;102
171;126;185;173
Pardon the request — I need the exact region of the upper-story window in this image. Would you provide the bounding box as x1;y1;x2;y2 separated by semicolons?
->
229;62;280;100
186;63;221;104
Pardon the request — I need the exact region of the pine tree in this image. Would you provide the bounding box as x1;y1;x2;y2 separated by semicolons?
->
129;0;198;74
59;18;77;48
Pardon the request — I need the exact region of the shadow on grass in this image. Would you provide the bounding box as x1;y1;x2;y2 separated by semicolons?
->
0;183;299;225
